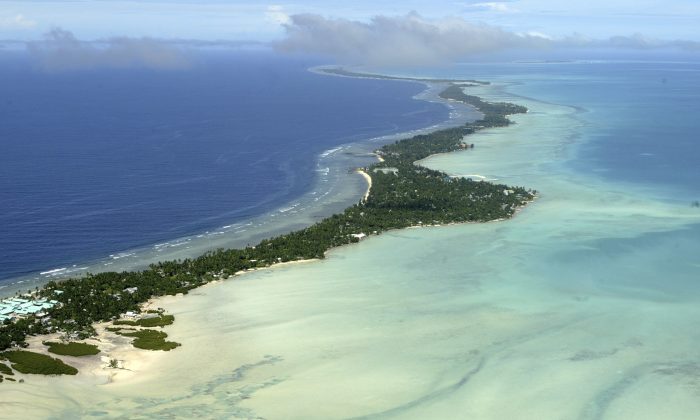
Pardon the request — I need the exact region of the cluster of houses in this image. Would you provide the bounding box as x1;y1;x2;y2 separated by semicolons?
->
373;167;399;176
0;296;60;323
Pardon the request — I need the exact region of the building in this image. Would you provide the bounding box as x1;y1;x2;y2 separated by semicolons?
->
0;297;59;322
373;167;399;175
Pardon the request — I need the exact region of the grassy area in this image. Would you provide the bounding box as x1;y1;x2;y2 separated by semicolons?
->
0;362;13;375
43;341;100;357
1;350;78;375
106;326;132;332
113;314;175;328
118;329;180;351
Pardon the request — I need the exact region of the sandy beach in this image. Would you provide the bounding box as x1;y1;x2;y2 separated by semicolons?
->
7;260;325;389
357;169;373;202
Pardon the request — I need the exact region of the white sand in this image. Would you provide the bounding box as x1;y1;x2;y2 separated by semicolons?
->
357;169;373;202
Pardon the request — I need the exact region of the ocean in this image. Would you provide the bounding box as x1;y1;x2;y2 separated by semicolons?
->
3;56;700;418
391;60;700;199
0;51;453;288
492;61;700;199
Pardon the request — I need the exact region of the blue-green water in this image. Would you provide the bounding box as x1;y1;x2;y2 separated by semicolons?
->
395;61;700;199
3;60;700;419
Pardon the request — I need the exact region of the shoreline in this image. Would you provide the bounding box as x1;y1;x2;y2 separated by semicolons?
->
309;65;490;85
0;67;535;385
15;258;325;386
357;169;373;202
0;73;478;299
4;62;700;419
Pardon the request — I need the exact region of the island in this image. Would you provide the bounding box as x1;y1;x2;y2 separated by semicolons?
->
318;67;490;85
0;76;534;378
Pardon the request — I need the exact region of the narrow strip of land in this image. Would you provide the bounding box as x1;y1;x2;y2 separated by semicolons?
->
0;72;534;378
318;67;490;85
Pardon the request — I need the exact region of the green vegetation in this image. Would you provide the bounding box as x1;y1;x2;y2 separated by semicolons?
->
43;341;100;357
2;350;78;375
438;84;528;120
106;326;134;332
117;329;180;351
113;314;174;328
0;362;13;375
0;317;44;350
0;80;533;357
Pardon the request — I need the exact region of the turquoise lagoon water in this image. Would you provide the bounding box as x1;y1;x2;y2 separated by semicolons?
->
4;61;700;419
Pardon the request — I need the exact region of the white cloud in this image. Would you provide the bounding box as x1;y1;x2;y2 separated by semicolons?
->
27;28;192;72
266;5;291;25
0;14;37;30
464;2;519;13
276;13;700;66
276;13;549;66
523;31;553;40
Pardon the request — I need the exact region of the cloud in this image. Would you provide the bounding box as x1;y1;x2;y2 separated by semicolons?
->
27;28;191;72
573;32;700;51
0;14;37;30
266;5;291;25
275;13;550;66
464;2;519;13
523;31;553;40
275;13;700;66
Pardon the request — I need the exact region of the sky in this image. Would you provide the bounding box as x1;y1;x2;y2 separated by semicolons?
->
1;1;699;68
1;0;699;42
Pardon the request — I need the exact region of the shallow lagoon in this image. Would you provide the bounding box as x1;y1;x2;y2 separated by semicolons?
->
3;73;700;419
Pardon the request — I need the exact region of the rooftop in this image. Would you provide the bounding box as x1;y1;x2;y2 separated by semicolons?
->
0;296;58;318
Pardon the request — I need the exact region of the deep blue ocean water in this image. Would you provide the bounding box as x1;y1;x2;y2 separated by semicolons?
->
0;51;448;282
2;54;699;285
